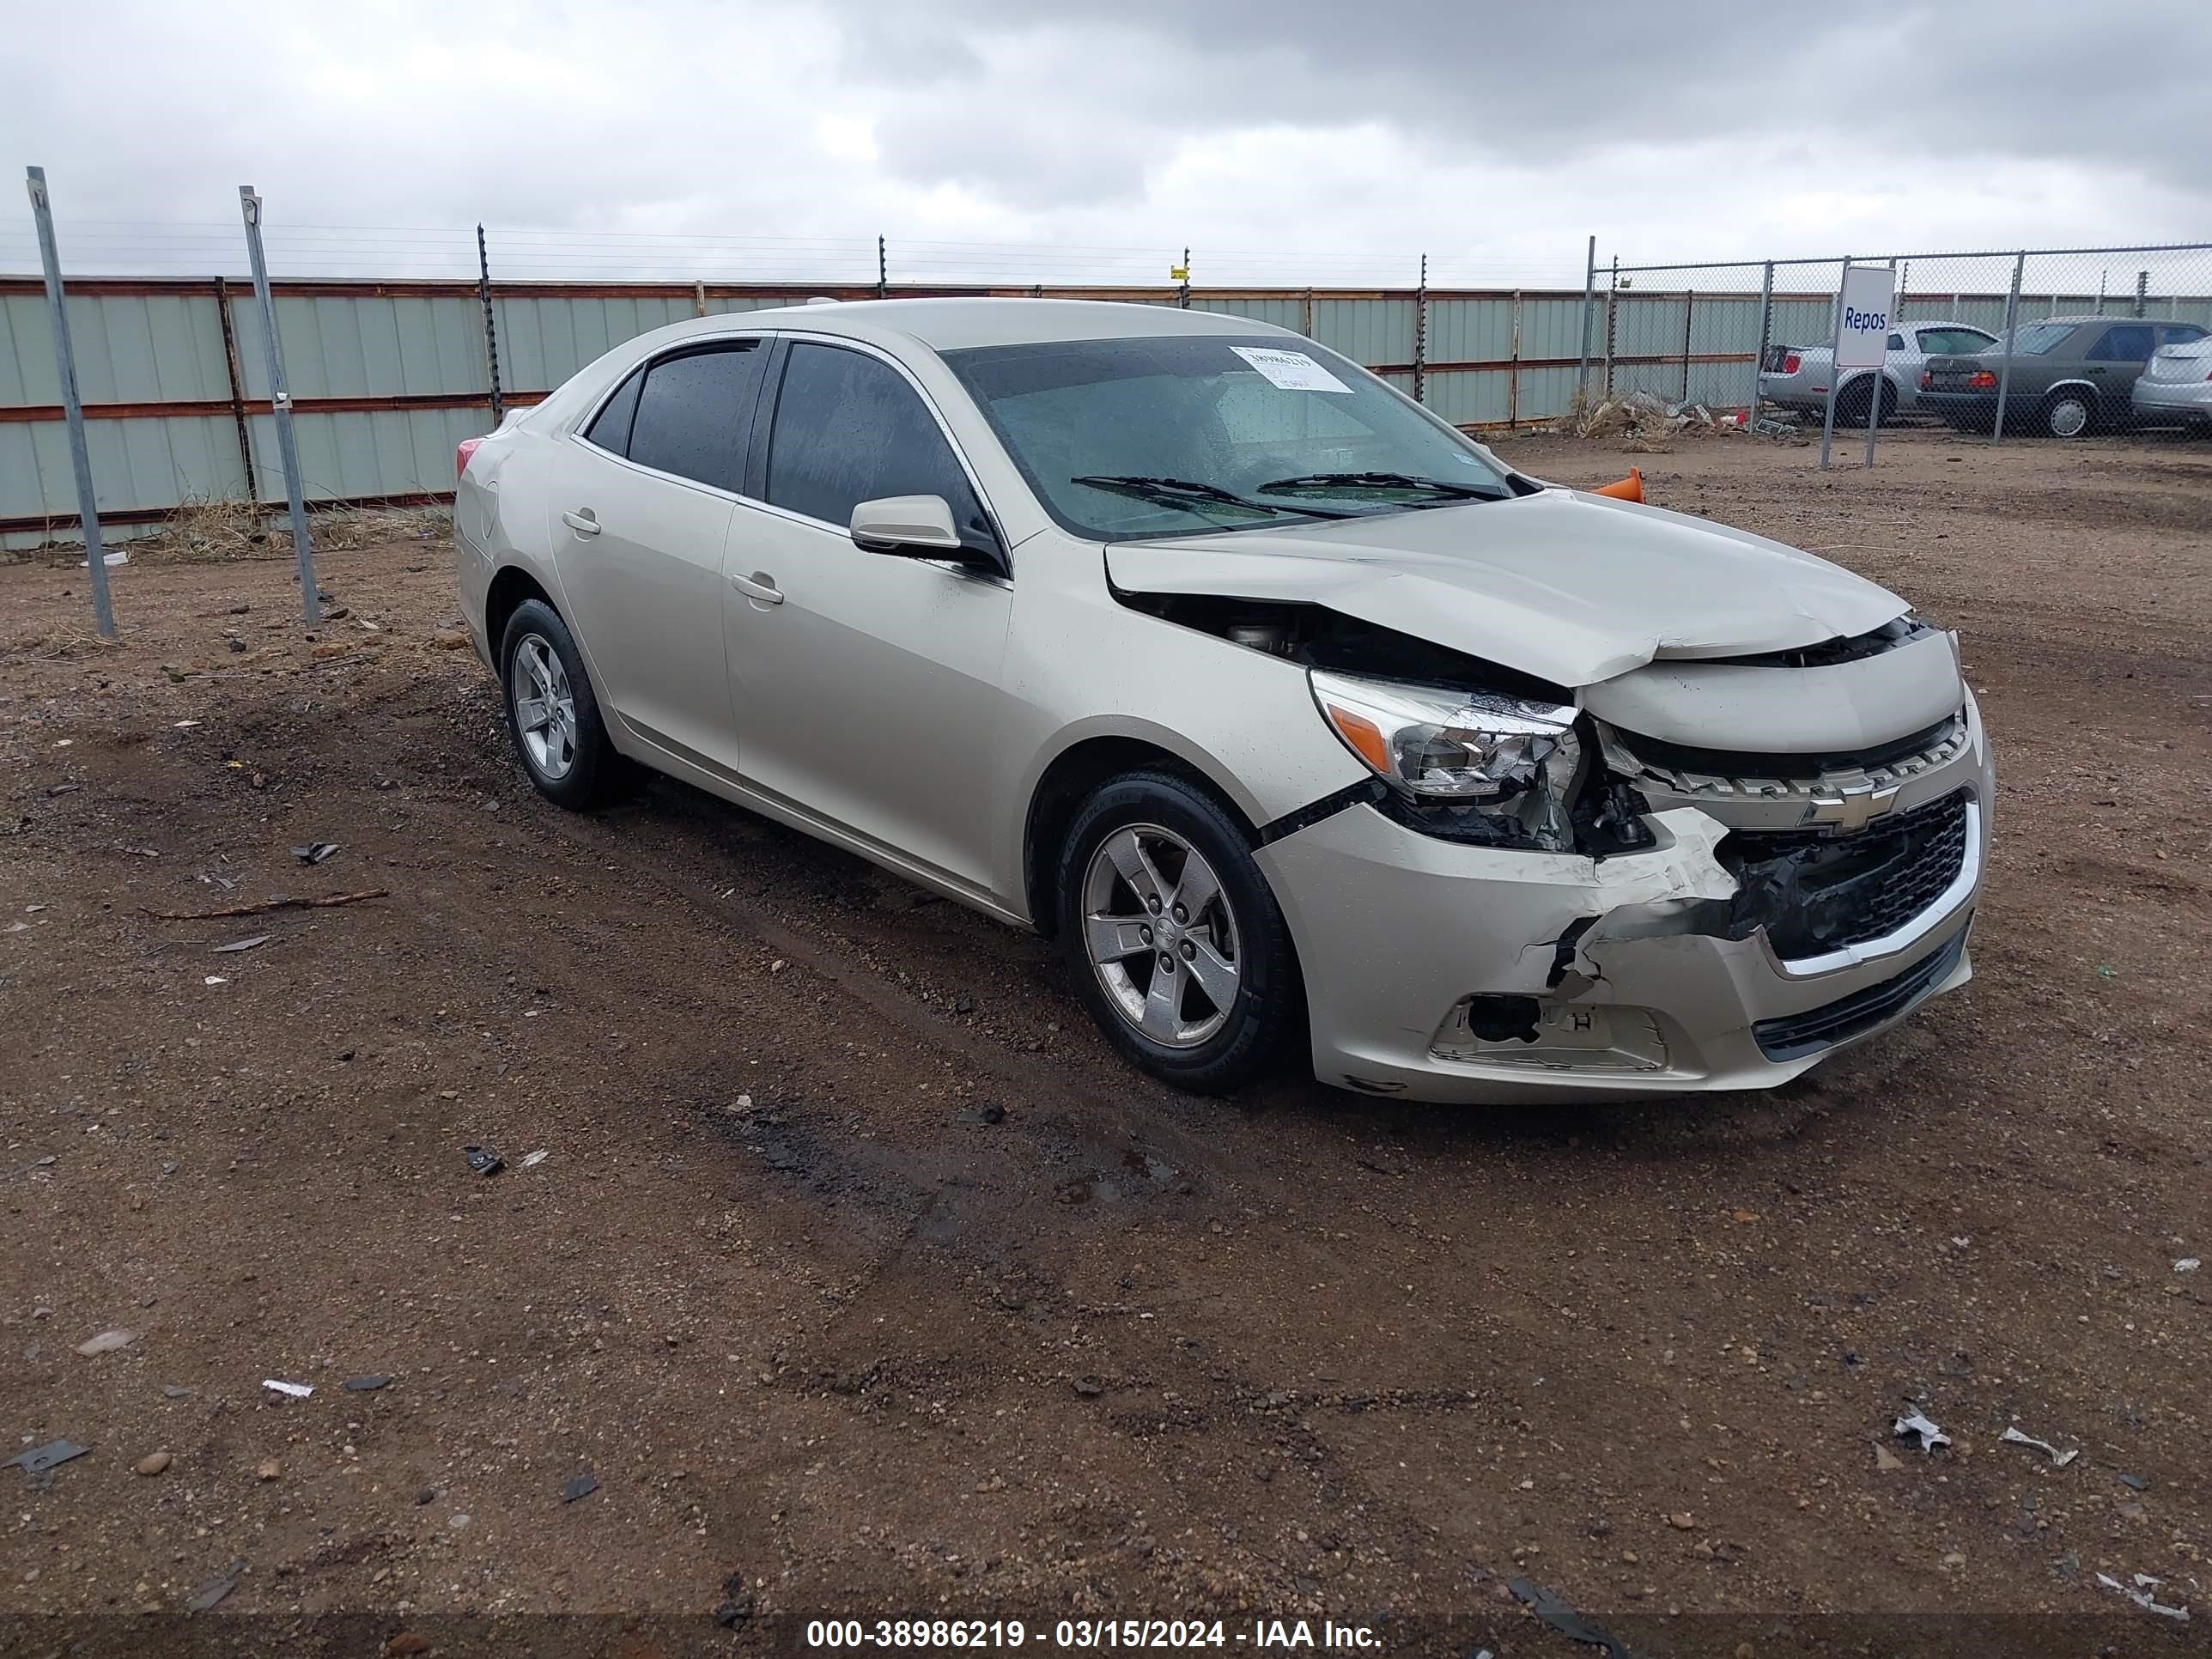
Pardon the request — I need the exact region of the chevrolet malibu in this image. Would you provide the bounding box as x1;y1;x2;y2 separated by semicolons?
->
454;299;1991;1103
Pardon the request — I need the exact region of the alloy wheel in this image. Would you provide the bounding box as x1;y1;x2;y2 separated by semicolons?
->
1081;823;1242;1048
511;633;578;781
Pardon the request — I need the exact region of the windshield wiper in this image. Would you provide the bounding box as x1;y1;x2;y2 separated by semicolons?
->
1071;474;1356;521
1257;471;1508;503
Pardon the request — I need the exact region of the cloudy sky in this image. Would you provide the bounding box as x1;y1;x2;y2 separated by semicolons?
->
4;0;2209;287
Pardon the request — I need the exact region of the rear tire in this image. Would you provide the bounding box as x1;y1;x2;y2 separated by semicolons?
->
1055;769;1302;1095
1840;378;1894;428
2041;388;2097;440
498;598;634;809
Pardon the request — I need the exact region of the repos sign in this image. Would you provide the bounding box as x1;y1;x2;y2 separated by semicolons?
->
1834;263;1898;372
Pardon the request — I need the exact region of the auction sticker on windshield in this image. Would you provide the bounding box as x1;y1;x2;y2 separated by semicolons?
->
1231;346;1352;393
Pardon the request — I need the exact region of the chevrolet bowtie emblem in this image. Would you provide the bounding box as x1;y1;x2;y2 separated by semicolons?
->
1804;782;1900;832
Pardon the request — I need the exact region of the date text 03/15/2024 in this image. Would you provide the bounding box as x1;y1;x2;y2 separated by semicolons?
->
803;1619;1383;1650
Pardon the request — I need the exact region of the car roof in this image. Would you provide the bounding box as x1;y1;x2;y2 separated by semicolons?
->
659;297;1300;354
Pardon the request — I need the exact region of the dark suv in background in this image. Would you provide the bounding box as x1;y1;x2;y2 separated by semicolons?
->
1920;316;2209;438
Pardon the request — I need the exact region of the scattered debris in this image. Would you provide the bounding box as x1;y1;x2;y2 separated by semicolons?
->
1509;1577;1638;1657
517;1150;549;1170
161;1385;195;1400
1893;1411;1951;1454
2177;1258;2201;1274
74;1328;139;1357
204;975;229;987
1872;1442;1905;1472
1073;1376;1105;1398
2118;1472;2151;1492
289;842;339;864
136;1451;173;1476
2097;1571;2190;1622
561;1474;599;1504
432;628;471;650
464;1146;505;1177
211;934;270;954
2001;1426;2079;1468
149;888;387;921
1729;1209;1760;1224
384;1634;434;1658
173;720;200;729
6;1439;90;1476
261;1378;313;1399
257;1458;283;1480
961;1105;1006;1126
185;1559;246;1613
344;1374;392;1392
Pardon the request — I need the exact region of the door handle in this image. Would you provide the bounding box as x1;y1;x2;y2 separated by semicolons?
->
731;570;783;605
562;508;601;536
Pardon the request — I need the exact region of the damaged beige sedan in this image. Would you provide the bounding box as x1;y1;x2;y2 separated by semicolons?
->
455;299;1990;1103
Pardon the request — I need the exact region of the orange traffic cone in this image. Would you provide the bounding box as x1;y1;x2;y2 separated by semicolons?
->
1593;467;1644;502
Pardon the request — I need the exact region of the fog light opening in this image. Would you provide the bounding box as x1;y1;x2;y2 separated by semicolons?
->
1431;996;1670;1073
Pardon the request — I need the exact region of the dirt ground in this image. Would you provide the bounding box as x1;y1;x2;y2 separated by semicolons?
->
2;427;2208;1657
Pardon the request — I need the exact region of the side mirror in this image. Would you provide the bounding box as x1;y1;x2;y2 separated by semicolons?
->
849;495;963;555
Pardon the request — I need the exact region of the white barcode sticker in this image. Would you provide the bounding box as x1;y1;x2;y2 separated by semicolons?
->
1231;346;1352;393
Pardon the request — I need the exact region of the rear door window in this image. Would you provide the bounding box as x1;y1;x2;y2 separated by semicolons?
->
624;342;766;493
2088;324;2156;362
584;368;643;455
763;342;994;545
2160;324;2208;345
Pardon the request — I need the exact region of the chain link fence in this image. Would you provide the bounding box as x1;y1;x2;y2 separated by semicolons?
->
1578;243;2212;443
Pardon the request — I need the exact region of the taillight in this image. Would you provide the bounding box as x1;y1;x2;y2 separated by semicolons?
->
1966;371;1998;390
1920;369;1933;389
456;436;485;480
1782;352;1802;374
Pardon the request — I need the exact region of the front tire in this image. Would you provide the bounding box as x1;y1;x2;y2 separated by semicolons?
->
498;598;630;809
1056;770;1302;1095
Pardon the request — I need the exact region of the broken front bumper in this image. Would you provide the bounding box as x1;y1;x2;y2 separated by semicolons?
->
1258;716;1991;1103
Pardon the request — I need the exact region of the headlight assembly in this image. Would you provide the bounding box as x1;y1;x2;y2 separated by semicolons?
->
1310;669;1585;851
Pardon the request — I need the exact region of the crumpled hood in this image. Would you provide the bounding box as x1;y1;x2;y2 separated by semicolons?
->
1106;488;1911;688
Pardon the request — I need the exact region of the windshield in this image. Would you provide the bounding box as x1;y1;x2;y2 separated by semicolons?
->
943;335;1515;539
2008;321;2078;356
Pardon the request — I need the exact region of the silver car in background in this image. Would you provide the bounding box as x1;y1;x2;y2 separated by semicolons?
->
2131;336;2212;431
454;299;1991;1103
1758;320;1997;423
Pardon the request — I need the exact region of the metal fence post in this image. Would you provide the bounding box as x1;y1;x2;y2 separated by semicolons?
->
477;224;504;426
239;185;318;623
1178;247;1190;310
1601;256;1618;396
877;234;888;301
25;167;115;638
1575;234;1596;406
1751;260;1774;419
1991;252;2025;446
1680;288;1695;402
1819;254;1851;470
1508;289;1522;428
1413;253;1427;406
1863;258;1893;469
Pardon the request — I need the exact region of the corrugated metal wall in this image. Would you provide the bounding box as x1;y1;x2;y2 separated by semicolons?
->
8;271;2209;546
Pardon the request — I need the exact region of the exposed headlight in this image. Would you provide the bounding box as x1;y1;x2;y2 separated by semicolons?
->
1310;668;1583;850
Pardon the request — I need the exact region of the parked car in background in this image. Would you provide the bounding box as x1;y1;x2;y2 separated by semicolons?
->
1758;320;1996;424
455;299;1990;1104
2130;336;2212;433
1920;315;2210;438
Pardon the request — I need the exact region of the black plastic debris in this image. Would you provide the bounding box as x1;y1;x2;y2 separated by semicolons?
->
960;1105;1006;1126
6;1438;89;1476
1510;1579;1638;1658
464;1146;504;1177
2118;1472;2151;1492
343;1374;392;1392
185;1559;246;1613
289;843;339;865
561;1474;599;1504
